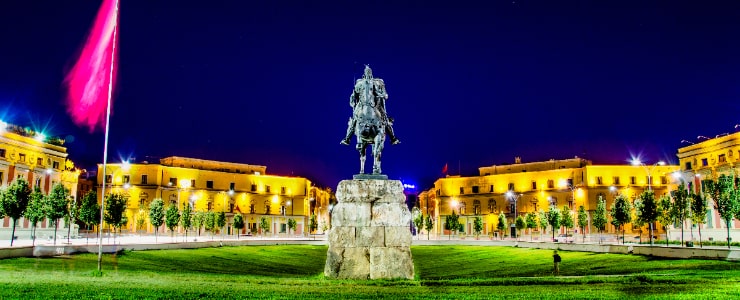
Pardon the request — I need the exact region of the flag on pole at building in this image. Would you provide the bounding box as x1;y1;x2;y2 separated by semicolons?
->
442;163;448;175
64;0;119;132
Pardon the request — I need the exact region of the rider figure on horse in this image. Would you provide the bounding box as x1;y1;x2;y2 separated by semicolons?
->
340;65;401;146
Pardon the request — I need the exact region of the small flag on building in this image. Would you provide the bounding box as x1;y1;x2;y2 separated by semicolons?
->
442;163;448;175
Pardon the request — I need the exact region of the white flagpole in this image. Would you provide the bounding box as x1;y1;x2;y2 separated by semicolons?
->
98;0;119;273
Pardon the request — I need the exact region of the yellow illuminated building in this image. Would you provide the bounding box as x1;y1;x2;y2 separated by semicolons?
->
677;132;740;232
0;121;79;239
97;156;330;236
419;157;678;238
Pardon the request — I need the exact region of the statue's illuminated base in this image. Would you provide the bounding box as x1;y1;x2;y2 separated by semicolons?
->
324;179;414;280
352;174;388;180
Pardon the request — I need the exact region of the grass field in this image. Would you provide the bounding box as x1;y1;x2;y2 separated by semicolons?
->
0;245;738;299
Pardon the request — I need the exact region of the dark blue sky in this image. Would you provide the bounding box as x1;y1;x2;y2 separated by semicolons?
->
2;1;740;189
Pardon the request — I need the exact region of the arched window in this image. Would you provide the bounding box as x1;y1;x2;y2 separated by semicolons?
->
473;200;481;215
459;201;467;214
549;196;557;207
488;199;496;213
249;199;255;214
264;200;271;215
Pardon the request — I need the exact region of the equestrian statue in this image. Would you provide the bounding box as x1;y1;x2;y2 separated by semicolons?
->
340;65;401;174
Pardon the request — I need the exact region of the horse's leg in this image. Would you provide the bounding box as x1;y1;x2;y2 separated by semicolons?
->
373;132;385;174
359;142;367;174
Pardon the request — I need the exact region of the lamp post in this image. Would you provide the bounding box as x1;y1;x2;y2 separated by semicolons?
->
631;159;665;191
505;191;521;239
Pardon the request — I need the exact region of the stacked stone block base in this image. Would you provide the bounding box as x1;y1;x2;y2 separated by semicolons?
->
324;179;414;280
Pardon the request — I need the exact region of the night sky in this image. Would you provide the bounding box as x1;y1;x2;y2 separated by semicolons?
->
2;1;740;189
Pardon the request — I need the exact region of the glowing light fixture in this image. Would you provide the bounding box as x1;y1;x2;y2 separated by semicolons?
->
121;160;131;171
46;169;53;175
179;179;191;189
35;133;46;142
631;158;642;166
228;190;234;196
123;183;131;189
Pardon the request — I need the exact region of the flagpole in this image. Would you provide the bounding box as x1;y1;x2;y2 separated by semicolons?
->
98;0;119;273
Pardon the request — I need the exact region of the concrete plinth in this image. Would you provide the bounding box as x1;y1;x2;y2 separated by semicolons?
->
324;179;414;280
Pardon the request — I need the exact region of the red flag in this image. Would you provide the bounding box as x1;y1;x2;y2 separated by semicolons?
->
442;163;448;175
65;0;119;132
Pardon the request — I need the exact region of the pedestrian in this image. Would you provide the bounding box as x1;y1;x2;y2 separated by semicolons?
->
553;250;561;276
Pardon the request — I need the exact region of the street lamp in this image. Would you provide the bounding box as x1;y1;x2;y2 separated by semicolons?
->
286;200;293;216
631;159;665;190
505;191;521;218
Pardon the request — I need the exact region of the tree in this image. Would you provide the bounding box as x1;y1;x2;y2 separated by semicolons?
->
164;204;180;238
576;206;588;243
0;178;31;246
233;214;245;239
45;183;70;246
560;206;574;237
592;197;607;244
547;207;561;241
424;215;434;240
610;194;632;244
135;210;147;233
412;208;423;239
444;211;459;240
24;186;46;246
657;194;674;246
216;211;226;239
180;203;193;242
65;194;79;244
104;192;128;243
309;214;318;235
259;216;270;235
78;191;100;244
690;192;708;248
525;212;538;241
496;212;507;240
703;176;740;249
632;198;646;244
671;183;690;246
514;215;525;241
287;218;297;235
473;215;484;238
538;210;548;240
636;190;659;246
148;198;165;242
205;211;216;238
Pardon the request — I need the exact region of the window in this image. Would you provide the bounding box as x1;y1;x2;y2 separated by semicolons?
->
459;201;466;214
264;201;271;214
472;186;479;193
702;158;708;166
489;185;494;192
646;176;652;185
0;172;3;184
459;187;464;194
250;203;255;214
549;197;557;207
510;203;516;214
508;183;514;191
251;184;257;192
139;199;146;208
280;205;286;215
719;154;727;163
207;202;213;211
37;157;43;166
123;175;130;184
596;176;603;185
533;201;538;212
660;176;667;185
281;186;286;194
19;153;26;162
229;203;234;213
141;175;148;184
0;149;5;158
169;178;177;186
35;178;41;187
531;181;537;190
613;176;620;185
685;162;692;170
266;185;271;193
567;200;573;210
473;200;481;214
52;161;59;169
488;199;496;213
547;180;554;189
206;180;214;189
630;176;636;185
191;179;196;188
230;182;235;190
597;192;606;202
106;175;113;183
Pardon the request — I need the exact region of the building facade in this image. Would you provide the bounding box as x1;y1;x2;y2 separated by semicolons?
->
0;121;79;240
96;156;330;237
677;132;740;238
419;157;679;239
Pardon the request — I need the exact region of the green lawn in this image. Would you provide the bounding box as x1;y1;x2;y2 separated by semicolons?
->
0;245;738;299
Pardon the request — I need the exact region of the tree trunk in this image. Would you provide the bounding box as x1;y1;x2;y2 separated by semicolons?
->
32;224;37;246
649;223;654;246
53;219;59;246
154;227;158;243
86;224;89;245
698;225;703;248
727;220;732;249
10;219;17;246
67;219;72;244
665;227;669;246
680;220;684;247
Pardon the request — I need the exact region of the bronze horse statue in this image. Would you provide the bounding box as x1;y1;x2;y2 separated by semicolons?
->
341;65;400;174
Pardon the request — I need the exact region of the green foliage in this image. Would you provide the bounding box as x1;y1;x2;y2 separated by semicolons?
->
135;210;147;231
546;206;560;232
592;197;607;232
576;206;587;234
309;214;318;233
703;176;740;247
259;216;270;233
193;211;205;235
457;222;464;234
287;218;297;234
216;211;226;230
445;211;459;235
560;206;574;231
514;215;525;239
424;214;434;238
180;203;193;232
165;204;180;234
233;214;245;232
636;190;658;238
45;183;70;223
104;192;128;230
537;210;548;233
412;208;423;234
690;192;707;226
205;211;216;233
525;212;537;231
473;216;484;237
24;186;46;230
671;184;690;238
148;198;165;234
78;191;100;228
611;194;632;242
0;178;31;220
496;212;507;235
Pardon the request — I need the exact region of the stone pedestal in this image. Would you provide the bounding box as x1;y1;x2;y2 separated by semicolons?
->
324;179;414;280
